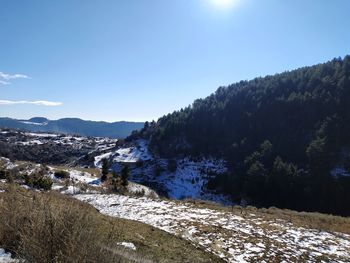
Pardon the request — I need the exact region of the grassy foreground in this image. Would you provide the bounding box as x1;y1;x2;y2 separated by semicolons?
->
0;185;223;263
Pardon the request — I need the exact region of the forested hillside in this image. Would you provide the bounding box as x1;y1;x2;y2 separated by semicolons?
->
136;56;350;216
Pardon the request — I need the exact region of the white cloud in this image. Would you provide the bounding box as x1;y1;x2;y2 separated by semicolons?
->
0;100;62;106
0;80;10;85
0;71;29;85
0;71;29;80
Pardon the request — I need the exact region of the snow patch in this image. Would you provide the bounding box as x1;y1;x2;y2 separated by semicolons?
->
117;242;137;251
25;132;58;137
20;121;48;126
0;248;18;263
68;170;101;186
127;182;159;198
113;140;152;163
94;152;114;167
331;167;350;177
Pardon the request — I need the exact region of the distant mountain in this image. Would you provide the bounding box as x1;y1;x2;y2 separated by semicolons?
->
0;117;144;138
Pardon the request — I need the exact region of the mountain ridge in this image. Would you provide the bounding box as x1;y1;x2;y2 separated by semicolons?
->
0;117;144;138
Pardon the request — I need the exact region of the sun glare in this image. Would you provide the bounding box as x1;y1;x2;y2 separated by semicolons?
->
210;0;239;9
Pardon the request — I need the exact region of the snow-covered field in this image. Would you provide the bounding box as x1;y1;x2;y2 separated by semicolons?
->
1;130;230;204
76;194;350;263
125;156;231;204
95;140;232;204
94;140;152;166
0;249;17;263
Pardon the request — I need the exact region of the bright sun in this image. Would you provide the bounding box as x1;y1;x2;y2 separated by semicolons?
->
210;0;239;9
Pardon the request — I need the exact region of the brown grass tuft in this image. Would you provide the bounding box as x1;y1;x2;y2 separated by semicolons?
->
0;185;131;262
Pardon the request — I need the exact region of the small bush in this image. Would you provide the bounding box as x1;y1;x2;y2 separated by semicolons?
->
54;170;70;179
133;189;146;197
35;177;53;191
0;170;5;179
24;173;53;191
108;176;125;193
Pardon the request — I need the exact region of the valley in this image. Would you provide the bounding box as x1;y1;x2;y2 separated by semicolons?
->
1;129;350;262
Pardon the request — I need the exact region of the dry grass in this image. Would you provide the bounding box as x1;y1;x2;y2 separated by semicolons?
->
183;199;350;235
52;165;101;177
0;185;127;263
0;185;223;263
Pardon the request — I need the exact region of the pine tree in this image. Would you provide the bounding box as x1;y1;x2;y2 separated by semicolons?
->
121;165;129;186
101;158;109;182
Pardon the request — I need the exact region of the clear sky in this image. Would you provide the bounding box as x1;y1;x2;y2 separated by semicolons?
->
1;0;349;122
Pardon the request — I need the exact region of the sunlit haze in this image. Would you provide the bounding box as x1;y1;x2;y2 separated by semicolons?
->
209;0;240;9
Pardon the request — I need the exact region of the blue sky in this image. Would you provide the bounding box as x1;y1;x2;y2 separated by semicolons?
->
1;0;349;122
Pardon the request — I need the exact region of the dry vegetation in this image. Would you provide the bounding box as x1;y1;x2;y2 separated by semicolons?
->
183;199;350;235
0;185;223;263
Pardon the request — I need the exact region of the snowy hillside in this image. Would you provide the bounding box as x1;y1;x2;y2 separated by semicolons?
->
1;130;230;204
76;193;350;263
94;139;232;204
0;157;158;198
0;128;118;166
0;129;118;150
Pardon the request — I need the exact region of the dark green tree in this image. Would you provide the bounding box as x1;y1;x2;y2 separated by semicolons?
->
244;161;266;203
121;165;129;186
101;158;109;182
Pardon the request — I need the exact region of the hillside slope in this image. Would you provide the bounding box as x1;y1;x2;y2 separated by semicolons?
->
1;158;350;263
0;186;222;263
0;117;143;138
135;56;350;215
77;194;350;262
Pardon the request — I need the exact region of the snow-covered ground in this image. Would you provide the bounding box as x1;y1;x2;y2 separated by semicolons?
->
125;156;231;204
0;249;17;263
25;132;57;137
94;140;151;167
331;167;350;177
0;157;17;170
2;130;229;204
67;169;101;185
76;194;350;263
0;129;118;152
117;242;137;251
20;121;48;126
94;139;232;204
94;152;115;167
127;182;159;198
0;157;158;198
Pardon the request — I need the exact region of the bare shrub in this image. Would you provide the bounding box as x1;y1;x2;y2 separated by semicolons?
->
0;185;125;263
